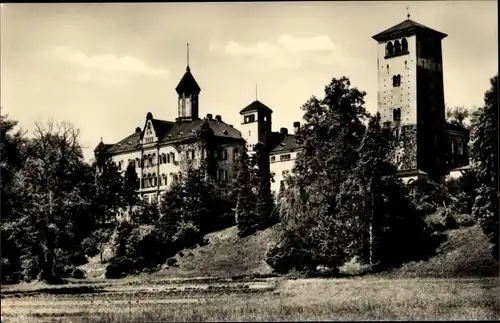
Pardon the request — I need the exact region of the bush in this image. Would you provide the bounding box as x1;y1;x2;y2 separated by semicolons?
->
70;267;86;279
105;257;136;279
425;208;459;232
453;213;476;227
415;201;436;215
166;257;178;267
338;256;371;276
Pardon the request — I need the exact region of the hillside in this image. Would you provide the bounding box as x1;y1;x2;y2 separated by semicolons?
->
78;223;498;281
153;225;278;279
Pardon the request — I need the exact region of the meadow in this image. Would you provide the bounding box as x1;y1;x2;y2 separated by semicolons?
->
1;224;499;322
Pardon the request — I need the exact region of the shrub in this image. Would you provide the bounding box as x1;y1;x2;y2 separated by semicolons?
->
338;256;372;276
453;213;476;227
415;201;436;215
70;268;86;279
166;258;177;267
425;208;459;232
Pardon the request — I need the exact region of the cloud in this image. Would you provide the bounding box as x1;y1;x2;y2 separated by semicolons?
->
51;47;170;84
213;35;352;69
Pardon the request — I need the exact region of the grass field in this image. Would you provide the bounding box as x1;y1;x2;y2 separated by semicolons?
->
2;277;498;322
2;224;499;322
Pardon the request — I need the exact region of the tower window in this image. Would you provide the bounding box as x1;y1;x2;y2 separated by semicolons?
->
386;42;394;55
392;75;401;87
387;64;389;74
244;115;255;123
401;38;408;52
393;108;401;122
394;40;401;53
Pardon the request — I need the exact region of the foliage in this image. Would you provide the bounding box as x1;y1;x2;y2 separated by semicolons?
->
445;169;478;214
267;78;438;275
470;75;499;260
446;106;471;129
235;145;276;237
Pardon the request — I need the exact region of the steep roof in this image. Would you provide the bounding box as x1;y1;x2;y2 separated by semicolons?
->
175;66;201;95
101;117;243;155
240;100;273;115
270;134;302;154
372;19;447;42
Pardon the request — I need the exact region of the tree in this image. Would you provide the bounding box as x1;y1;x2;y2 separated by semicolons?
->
267;77;369;273
123;162;139;209
6;120;91;283
234;149;258;237
91;158;126;261
446;106;472;129
471;74;498;259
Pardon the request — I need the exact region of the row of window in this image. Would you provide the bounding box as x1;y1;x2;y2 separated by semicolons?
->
117;148;239;170
140;169;229;189
270;153;292;162
386;38;408;56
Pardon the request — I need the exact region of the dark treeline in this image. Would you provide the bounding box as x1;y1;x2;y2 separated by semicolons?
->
1;75;497;283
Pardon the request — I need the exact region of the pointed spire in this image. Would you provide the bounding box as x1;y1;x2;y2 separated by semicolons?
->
406;6;410;19
255;84;258;101
186;43;190;72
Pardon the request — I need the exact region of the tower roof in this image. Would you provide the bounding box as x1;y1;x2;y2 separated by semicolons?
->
372;19;447;42
175;66;201;95
240;100;273;115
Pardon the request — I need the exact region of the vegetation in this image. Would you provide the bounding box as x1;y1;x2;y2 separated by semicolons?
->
470;74;499;260
1;73;497;286
266;77;436;275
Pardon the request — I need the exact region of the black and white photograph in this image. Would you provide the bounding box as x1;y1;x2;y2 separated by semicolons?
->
0;1;498;322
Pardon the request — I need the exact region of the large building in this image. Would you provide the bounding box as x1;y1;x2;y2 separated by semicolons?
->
95;17;470;200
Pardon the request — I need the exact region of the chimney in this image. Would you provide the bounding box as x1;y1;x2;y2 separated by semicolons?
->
215;115;222;122
207;113;213;120
135;127;141;133
229;125;233;128
280;127;288;136
293;121;300;134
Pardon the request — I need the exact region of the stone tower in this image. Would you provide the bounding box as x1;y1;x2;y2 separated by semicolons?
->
175;44;201;122
372;17;448;181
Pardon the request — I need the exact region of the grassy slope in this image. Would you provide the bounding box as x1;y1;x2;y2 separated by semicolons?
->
381;224;498;278
153;225;278;279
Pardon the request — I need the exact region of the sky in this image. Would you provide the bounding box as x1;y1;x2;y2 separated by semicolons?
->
1;1;498;161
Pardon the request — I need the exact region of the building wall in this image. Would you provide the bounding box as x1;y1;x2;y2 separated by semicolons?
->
108;138;243;204
269;151;298;195
377;35;417;125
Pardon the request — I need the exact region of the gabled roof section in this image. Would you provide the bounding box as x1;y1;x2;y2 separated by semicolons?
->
99;117;243;155
270;134;303;154
372;19;447;42
175;66;201;95
105;132;142;154
240;100;273;115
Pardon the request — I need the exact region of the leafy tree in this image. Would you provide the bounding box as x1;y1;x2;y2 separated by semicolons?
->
5;120;92;283
446;106;472;129
471;74;499;259
267;77;369;273
123;162;139;209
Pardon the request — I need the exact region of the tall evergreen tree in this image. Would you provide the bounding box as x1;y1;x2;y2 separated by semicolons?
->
471;74;499;259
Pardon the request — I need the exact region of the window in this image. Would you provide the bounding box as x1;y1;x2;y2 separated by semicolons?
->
401;38;408;52
392;75;401;87
167;154;170;163
458;142;464;155
393;108;401;122
386;42;393;55
233;148;239;161
117;161;122;171
271;156;276;162
162;154;167;163
191;150;195;159
244;115;255;123
451;141;456;154
280;154;291;161
394;40;401;53
387;64;389;74
223;149;228;160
